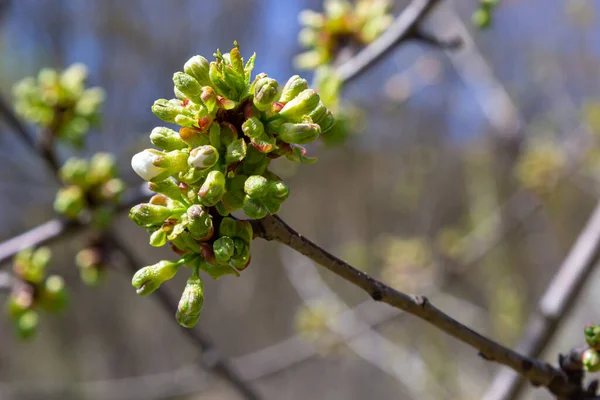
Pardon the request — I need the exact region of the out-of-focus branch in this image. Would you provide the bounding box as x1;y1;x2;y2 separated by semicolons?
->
336;0;459;84
483;201;600;400
0;92;60;174
251;214;586;399
105;234;262;400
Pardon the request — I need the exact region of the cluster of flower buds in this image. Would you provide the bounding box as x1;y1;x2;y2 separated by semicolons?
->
472;0;499;29
129;43;335;327
12;63;105;148
294;0;392;70
514;142;565;197
583;324;600;372
5;248;68;339
54;153;125;223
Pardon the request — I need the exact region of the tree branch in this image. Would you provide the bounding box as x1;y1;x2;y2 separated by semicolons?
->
105;233;262;400
483;201;600;400
335;0;455;84
251;214;584;398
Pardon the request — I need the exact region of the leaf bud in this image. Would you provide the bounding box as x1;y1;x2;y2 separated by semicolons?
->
279;75;309;103
183;55;212;87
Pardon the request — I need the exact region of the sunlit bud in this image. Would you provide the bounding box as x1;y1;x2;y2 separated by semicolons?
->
132;259;184;296
150;127;187;151
188;145;219;169
59;157;89;187
253;77;279;112
149;229;167;247
213;236;235;263
184;55;212;87
131;149;168;181
173;72;203;104
225;139;247;166
176;271;204;328
39;275;68;313
197;170;226;206
148;178;185;202
279;120;321;144
315;110;335;133
152;99;181;123
129;203;174;228
186;205;214;240
218;97;237;110
242;117;275;153
54;186;86;219
278;89;320;122
219;217;238;239
279;75;309;103
229;43;244;74
585;324;600;349
583;349;600;372
244;175;269;198
25;247;51;284
268;180;290;202
242;196;268;219
16;310;39;340
179;126;210;148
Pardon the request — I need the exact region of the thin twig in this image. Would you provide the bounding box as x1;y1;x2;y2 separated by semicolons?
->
105;233;262;400
336;0;453;84
251;214;585;398
482;201;600;400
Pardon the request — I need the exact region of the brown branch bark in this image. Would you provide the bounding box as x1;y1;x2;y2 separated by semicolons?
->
251;214;586;399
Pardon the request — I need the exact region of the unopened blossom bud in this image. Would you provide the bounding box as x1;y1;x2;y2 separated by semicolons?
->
129;203;174;228
24;247;51;284
231;238;251;270
173;72;203;104
188;145;219;169
16;310;39;340
315;110;335;133
242;196;268;219
219;217;238;238
242;117;275;153
278;120;321;144
150;127;187;151
152;99;181;123
59;157;89;187
88;153;117;186
583;349;600;372
54;186;86;219
179;127;210;148
268;180;290;202
148;178;185;202
585;324;600;349
184;55;212;87
213;236;235;263
132;259;184;296
149;229;167;247
244;175;269;198
131;149;168;182
279;75;309;103
186;205;214;240
176;271;204;328
39;275;68;313
278;89;320;122
198;170;226;206
253;77;279;112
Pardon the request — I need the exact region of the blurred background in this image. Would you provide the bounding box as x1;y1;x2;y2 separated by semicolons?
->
1;0;599;399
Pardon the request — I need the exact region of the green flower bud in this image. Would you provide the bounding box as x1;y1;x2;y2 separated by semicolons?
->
87;152;117;186
242;196;268;219
278;120;321;144
186;205;214;240
242;117;275;153
219;217;238;238
150;127;188;151
176;271;204;328
315;110;335;133
225;138;247;165
54;186;86;219
583;349;600;372
60;157;89;187
148;178;185;203
253;77;279;112
173;72;202;104
268;180;290;202
16;310;39;340
149;229;167;247
278;89;321;122
585;324;600;349
231;238;251;270
244;175;269;198
198;170;226;206
184;55;212;87
279;75;309;103
235;220;254;243
132;259;184;296
152;99;182;123
129;203;175;228
188;145;219;169
213;236;235;262
39;275;68;313
6;285;34;319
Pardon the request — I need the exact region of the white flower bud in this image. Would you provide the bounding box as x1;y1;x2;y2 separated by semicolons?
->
131;150;166;181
